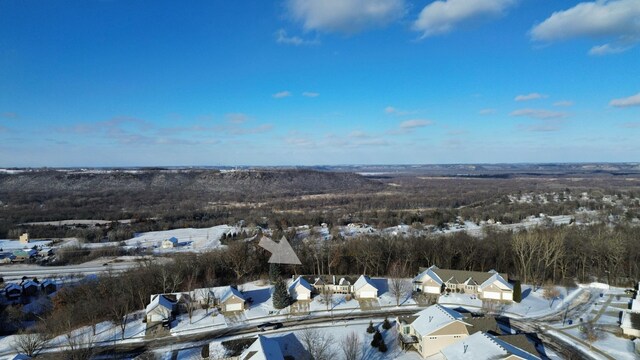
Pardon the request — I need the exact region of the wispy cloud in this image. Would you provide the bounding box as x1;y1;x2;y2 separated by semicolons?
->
514;93;548;102
400;119;434;129
519;123;563;132
510;108;568;119
610;92;640;108
1;112;19;119
302;91;319;97
273;91;292;99
348;130;371;138
286;0;406;34
530;0;640;55
621;122;640;128
478;108;496;115
226;113;249;124
553;100;574;107
413;0;515;37
275;29;319;46
385;106;416;115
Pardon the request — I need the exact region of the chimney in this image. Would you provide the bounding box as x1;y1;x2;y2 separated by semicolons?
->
429;316;433;323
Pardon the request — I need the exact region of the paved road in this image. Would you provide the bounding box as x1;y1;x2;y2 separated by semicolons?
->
0;261;136;281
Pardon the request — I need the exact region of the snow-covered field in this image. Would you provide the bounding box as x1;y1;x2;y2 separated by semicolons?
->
0;239;52;251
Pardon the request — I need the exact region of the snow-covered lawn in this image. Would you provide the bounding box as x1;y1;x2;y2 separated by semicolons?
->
0;239;52;251
564;326;636;360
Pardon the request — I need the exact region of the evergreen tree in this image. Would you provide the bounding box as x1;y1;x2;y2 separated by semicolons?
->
513;280;522;303
371;330;383;348
366;321;376;333
382;317;392;330
378;341;388;353
269;263;281;284
201;343;209;359
272;278;291;309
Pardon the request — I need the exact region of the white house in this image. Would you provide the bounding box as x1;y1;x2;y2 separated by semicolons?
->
353;275;378;299
413;266;513;301
219;286;246;312
289;276;312;301
146;294;176;323
439;331;540;359
621;283;640;337
397;304;471;358
161;237;179;249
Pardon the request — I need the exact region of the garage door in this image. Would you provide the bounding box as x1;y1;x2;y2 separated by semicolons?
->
298;293;310;300
424;286;441;294
225;303;243;312
502;293;513;301
483;291;501;300
359;291;377;299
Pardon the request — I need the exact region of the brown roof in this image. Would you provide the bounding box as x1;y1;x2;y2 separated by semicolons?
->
398;315;419;325
496;334;539;357
418;267;508;284
465;316;500;335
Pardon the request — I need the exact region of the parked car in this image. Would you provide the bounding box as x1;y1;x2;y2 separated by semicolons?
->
257;322;283;331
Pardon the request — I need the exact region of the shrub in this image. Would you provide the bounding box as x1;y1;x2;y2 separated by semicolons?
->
378;341;388;353
366;321;376;333
382;318;392;330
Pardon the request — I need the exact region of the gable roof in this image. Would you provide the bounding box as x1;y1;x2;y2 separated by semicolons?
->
416;266;509;287
441;332;539;360
479;273;513;291
146;294;175;313
411;304;468;336
242;335;284;360
5;283;21;292
289;276;312;293
221;286;245;303
353;275;377;291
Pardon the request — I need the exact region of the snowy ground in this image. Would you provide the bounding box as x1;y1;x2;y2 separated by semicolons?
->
0;239;52;251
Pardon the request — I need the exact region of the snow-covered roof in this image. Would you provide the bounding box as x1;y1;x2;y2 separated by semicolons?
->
289;276;312;293
41;279;56;288
165;237;178;243
22;280;39;288
353;275;376;291
338;277;350;286
241;335;284;360
479;273;513;291
5;283;21;292
441;332;539;360
411;304;468;336
631;299;640;312
221;286;245;303
146;294;175;313
413;265;443;285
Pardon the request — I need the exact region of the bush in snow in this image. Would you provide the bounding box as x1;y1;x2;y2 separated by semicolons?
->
366;321;376;333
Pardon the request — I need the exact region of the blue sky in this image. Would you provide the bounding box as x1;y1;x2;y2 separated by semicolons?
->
1;0;639;166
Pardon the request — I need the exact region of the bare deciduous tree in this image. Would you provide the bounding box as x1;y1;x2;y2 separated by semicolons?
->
580;318;601;350
388;262;411;306
300;328;337;360
340;331;361;360
12;330;50;357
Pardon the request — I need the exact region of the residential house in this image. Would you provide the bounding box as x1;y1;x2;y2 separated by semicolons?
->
621;282;640;337
219;286;246;312
413;265;513;301
289;276;312;301
161;237;179;249
12;248;37;262
5;283;22;300
439;331;540;359
40;279;57;294
353;274;378;299
396;304;471;358
21;280;40;297
232;333;307;360
146;294;176;323
19;233;30;244
310;275;356;295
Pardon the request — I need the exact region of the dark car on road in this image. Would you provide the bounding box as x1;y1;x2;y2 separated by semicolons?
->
257;322;283;331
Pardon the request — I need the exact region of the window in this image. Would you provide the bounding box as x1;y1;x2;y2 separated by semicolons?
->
404;326;410;335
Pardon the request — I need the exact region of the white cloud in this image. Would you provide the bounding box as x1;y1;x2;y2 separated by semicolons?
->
515;93;548;101
302;91;319;97
348;130;370;138
413;0;515;37
531;0;640;54
275;29;318;46
510;108;568;119
588;43;632;55
400;119;434;129
478;108;496;115
610;92;640;107
273;91;292;99
286;0;405;34
385;106;416;115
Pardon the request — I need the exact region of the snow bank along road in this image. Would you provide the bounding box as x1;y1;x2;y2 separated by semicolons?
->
0;261;136;281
